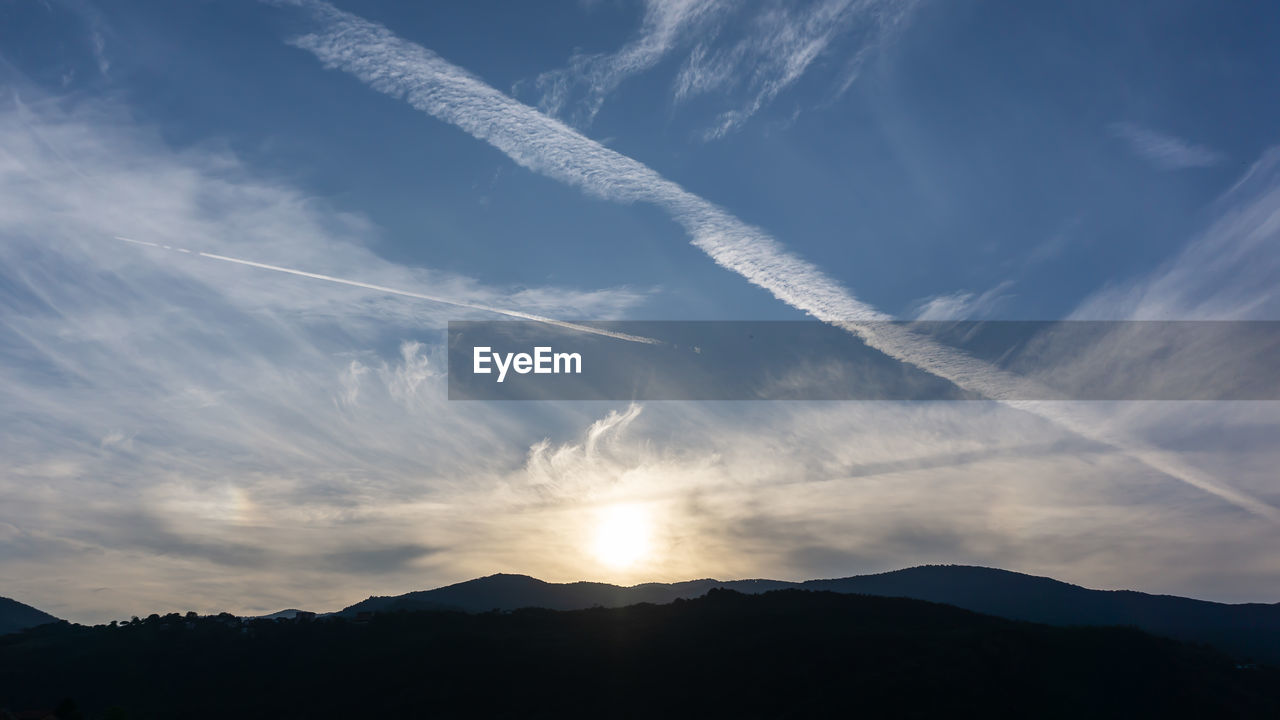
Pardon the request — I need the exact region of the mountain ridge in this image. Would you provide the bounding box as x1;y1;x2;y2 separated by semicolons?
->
9;565;1278;663
339;564;1280;663
0;596;60;635
6;587;1277;718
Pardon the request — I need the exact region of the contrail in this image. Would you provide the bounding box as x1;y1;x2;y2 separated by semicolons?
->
113;236;660;345
274;0;1280;522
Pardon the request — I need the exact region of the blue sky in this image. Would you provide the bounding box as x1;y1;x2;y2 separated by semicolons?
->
1;0;1279;621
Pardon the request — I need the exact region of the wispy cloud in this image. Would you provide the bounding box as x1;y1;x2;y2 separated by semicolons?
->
1074;147;1280;320
0;89;652;620
89;27;110;77
533;0;730;125
490;399;1280;600
530;0;919;138
911;281;1013;320
678;0;920;139
1109;122;1224;170
6;2;1277;622
42;0;113;79
283;0;1280;523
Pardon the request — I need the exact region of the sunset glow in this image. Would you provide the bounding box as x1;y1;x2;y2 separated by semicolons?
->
591;504;653;570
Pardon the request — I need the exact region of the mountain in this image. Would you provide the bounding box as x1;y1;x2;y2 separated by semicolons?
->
805;565;1280;661
252;608;314;621
0;596;59;635
3;589;1277;718
341;565;1280;663
341;574;796;615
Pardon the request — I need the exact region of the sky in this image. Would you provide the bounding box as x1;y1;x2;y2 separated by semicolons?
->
1;0;1278;623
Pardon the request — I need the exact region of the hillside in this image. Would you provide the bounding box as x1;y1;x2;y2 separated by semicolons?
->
0;596;59;635
340;565;1280;663
341;573;797;615
806;565;1280;661
3;589;1277;719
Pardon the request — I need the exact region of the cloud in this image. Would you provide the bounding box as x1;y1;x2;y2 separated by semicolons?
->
283;1;1279;522
39;0;113;79
1074;147;1280;320
318;543;441;575
484;400;1280;599
1109;122;1224;170
5;2;1277;622
530;0;919;138
522;403;647;498
534;0;730;124
0;88;654;620
89;28;110;77
678;0;921;140
910;281;1013;320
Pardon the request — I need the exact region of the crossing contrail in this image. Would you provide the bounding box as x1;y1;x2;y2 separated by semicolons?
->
112;236;661;345
274;0;1280;522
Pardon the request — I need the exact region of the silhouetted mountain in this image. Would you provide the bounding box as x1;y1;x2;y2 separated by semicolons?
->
252;608;313;621
341;573;796;615
340;565;1280;663
3;589;1277;718
0;597;59;635
804;565;1280;663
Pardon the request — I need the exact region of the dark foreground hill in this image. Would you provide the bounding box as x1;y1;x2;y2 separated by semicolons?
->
342;565;1280;663
2;590;1277;719
0;596;59;635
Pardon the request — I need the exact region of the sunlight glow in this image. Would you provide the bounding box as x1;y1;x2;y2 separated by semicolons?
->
591;504;652;570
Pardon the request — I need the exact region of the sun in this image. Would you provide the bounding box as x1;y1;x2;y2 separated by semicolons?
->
591;504;653;570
